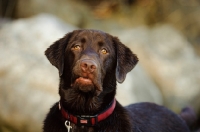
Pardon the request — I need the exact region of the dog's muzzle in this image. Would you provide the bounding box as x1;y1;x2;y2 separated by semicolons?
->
72;58;102;94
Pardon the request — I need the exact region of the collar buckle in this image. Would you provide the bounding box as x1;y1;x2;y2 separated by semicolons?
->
77;115;98;126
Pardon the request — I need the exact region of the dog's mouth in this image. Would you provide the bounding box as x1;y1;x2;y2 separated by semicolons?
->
71;76;95;92
74;77;93;85
71;76;102;95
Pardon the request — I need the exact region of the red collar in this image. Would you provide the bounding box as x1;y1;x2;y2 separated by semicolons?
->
59;99;116;126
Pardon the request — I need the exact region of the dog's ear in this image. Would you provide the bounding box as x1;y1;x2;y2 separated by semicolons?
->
112;36;138;83
45;32;73;77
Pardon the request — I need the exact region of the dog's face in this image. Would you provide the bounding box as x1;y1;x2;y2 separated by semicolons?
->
65;30;116;95
45;29;138;113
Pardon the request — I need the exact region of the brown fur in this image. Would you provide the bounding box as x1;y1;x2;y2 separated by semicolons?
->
43;29;190;132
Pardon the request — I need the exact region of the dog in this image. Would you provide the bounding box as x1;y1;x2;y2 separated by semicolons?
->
43;29;191;132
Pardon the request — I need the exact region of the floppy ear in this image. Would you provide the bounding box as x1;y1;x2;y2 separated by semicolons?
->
113;37;139;83
45;32;73;77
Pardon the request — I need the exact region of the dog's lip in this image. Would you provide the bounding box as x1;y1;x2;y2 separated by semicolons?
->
76;77;92;83
71;76;102;96
71;77;93;86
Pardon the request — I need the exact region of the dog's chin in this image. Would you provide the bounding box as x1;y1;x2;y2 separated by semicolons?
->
71;77;102;96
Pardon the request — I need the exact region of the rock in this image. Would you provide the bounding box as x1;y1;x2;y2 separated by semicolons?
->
116;64;163;106
114;25;200;112
15;0;90;27
0;14;76;132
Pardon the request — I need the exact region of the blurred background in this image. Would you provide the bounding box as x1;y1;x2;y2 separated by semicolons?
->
0;0;200;131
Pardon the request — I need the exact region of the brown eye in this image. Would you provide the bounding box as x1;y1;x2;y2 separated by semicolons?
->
101;48;107;54
73;45;81;50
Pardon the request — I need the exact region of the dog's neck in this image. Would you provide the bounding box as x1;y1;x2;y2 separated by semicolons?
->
59;87;115;115
59;75;117;115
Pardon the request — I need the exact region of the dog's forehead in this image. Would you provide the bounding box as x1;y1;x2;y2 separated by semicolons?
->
75;30;111;42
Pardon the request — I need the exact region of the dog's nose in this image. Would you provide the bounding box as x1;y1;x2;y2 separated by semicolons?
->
80;60;97;73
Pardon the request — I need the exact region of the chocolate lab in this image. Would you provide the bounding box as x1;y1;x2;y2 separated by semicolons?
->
43;29;190;132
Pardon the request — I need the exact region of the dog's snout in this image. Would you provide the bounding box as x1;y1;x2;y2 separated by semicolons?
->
80;60;97;73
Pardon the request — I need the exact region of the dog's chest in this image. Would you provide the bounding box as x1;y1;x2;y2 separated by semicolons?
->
70;124;94;132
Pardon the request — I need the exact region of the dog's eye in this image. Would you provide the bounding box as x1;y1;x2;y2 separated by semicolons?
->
101;48;108;54
72;45;81;50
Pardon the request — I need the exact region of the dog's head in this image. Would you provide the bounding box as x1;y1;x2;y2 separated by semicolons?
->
45;29;138;112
